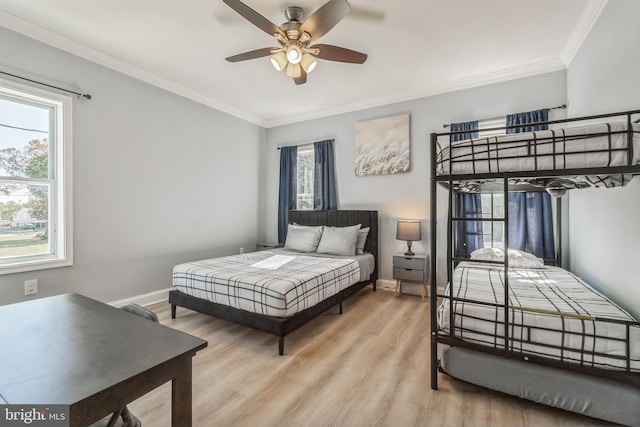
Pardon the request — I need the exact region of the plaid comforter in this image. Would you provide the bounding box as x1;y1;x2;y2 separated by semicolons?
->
438;262;640;372
173;251;361;317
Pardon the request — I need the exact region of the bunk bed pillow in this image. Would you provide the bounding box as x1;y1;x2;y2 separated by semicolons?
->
284;224;324;253
356;227;370;255
470;248;545;269
316;224;361;256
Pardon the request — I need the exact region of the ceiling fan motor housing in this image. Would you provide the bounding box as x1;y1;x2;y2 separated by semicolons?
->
284;6;304;22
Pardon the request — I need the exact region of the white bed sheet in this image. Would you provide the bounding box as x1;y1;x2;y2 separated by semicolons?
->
437;262;640;372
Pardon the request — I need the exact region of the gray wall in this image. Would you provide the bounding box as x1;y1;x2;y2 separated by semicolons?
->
566;0;640;318
0;28;263;305
261;72;567;288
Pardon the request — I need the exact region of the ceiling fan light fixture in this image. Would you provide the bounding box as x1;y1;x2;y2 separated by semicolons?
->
286;62;302;78
270;52;288;71
286;44;302;64
300;53;317;73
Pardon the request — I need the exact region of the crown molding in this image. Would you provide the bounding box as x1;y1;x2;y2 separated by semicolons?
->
265;56;567;128
561;0;609;67
0;10;267;127
1;2;602;130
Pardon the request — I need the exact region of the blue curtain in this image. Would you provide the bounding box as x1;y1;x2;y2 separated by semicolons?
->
506;108;549;133
313;139;337;210
508;193;555;261
450;121;484;257
278;146;297;243
506;108;555;261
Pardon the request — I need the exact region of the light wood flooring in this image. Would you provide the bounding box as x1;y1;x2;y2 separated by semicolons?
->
128;289;612;427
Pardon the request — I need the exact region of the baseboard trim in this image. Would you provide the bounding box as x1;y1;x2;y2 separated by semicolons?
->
109;288;171;308
377;279;446;297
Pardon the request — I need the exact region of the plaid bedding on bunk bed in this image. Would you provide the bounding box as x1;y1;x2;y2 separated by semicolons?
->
436;122;640;178
173;251;360;318
438;262;640;372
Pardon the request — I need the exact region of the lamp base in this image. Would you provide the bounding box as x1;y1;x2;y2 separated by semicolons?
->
404;241;414;257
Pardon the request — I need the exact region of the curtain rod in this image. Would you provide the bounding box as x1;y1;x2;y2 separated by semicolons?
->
442;104;566;128
276;136;335;150
0;70;92;100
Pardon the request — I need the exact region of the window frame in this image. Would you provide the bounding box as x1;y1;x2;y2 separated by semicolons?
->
0;77;73;274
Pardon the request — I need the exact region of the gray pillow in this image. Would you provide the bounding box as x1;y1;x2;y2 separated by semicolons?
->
356;227;370;255
316;224;361;256
284;224;323;252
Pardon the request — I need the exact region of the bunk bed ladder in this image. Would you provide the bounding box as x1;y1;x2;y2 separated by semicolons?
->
502;175;510;358
429;132;439;390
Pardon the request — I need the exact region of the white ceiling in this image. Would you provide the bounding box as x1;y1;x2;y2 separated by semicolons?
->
0;0;606;127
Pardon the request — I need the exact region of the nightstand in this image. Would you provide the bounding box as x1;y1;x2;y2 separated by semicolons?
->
393;253;428;302
256;243;284;251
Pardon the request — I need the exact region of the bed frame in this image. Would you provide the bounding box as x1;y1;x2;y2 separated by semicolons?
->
429;109;640;425
169;209;378;355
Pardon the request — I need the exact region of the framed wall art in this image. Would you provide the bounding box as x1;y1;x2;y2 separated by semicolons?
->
355;113;410;176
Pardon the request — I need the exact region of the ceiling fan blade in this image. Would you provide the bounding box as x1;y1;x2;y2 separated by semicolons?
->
312;44;367;64
223;0;286;38
299;0;351;42
226;47;275;62
294;69;308;85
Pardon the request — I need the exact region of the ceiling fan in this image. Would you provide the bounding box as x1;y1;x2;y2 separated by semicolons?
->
223;0;368;85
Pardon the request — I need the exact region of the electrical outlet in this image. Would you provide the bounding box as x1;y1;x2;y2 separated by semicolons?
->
24;279;38;296
239;247;245;254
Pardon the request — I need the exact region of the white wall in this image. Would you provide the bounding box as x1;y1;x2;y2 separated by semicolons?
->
0;28;263;305
566;0;640;318
261;72;567;289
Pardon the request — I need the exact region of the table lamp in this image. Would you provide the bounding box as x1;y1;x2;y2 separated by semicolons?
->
396;219;421;256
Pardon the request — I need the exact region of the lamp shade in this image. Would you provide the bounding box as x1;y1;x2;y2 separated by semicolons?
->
270;52;288;71
286;63;302;78
396;220;421;241
300;53;317;73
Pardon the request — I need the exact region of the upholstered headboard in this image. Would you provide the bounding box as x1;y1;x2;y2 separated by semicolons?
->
288;210;379;284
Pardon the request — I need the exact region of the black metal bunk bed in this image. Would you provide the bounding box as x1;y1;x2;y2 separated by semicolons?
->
429;109;640;426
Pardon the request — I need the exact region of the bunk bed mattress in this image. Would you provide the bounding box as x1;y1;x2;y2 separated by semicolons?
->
172;251;365;317
437;122;640;178
437;262;640;372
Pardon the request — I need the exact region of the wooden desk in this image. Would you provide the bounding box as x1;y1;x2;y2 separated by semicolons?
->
0;293;207;427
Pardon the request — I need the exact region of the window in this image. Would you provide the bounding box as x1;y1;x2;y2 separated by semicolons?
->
480;193;504;248
296;145;314;210
477;116;506;138
478;117;506;248
0;78;72;274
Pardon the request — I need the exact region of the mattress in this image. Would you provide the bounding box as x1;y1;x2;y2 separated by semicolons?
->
440;345;640;427
173;250;372;317
436;122;640;188
437;262;640;372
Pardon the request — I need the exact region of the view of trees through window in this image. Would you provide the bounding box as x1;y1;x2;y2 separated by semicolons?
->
296;146;314;210
481;193;504;248
0;96;50;259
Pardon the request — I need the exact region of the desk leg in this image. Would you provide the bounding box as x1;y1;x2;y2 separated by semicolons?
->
172;357;193;427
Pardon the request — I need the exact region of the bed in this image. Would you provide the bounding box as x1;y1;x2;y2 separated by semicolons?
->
439;260;640;373
429;109;640;426
169;209;378;355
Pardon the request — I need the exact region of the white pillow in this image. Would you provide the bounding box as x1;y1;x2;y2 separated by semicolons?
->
470;247;545;269
284;224;323;252
356;227;370;255
316;224;361;256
